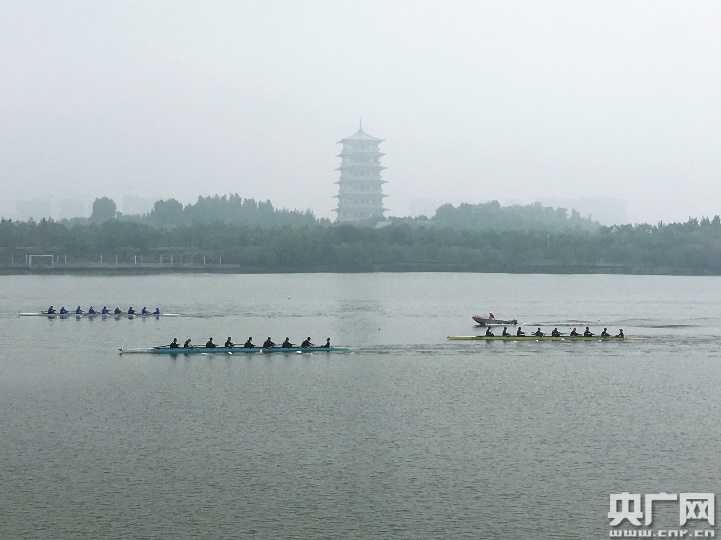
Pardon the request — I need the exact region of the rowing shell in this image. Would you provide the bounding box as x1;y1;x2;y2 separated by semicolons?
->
119;346;350;355
448;335;645;341
19;312;181;318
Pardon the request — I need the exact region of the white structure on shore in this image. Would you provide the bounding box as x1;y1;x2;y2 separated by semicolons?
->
334;122;387;222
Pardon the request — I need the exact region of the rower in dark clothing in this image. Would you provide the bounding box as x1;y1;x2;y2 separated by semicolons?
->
516;327;525;336
127;306;136;315
153;307;160;315
205;338;216;348
570;327;580;337
301;337;314;348
88;306;96;314
615;329;625;339
101;306;109;314
183;339;193;348
75;306;83;314
281;338;293;348
502;327;511;337
47;306;56;314
141;307;149;315
551;328;561;337
60;306;68;314
224;337;234;348
262;337;276;348
534;328;545;337
169;338;179;349
485;327;495;337
243;337;255;348
321;338;331;348
601;328;610;337
114;306;121;314
583;326;594;337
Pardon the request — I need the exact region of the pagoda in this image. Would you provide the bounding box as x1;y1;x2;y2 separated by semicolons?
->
334;122;387;222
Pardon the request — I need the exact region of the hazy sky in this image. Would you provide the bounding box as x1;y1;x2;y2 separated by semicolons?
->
1;1;719;224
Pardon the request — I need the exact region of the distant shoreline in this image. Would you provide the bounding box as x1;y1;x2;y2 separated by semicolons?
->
1;263;717;276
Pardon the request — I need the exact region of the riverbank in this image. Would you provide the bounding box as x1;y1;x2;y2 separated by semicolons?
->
1;262;717;276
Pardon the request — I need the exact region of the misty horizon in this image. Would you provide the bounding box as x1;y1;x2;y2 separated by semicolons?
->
1;2;719;225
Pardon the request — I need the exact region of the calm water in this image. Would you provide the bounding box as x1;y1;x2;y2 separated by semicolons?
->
1;273;720;539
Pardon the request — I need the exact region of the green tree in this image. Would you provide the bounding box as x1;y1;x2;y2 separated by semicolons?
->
91;197;117;222
151;199;184;227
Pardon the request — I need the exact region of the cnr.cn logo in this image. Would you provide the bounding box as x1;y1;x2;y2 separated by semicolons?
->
609;492;715;527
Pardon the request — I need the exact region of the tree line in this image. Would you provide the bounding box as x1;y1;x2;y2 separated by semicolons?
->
1;211;720;275
87;194;322;228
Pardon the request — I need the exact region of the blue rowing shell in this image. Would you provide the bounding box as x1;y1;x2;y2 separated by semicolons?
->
120;346;350;355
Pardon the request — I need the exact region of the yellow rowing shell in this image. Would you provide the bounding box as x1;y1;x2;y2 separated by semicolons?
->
447;335;646;341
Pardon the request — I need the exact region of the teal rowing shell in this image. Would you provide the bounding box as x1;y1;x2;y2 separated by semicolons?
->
120;346;350;355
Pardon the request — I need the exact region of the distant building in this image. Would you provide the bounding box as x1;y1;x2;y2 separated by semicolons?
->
334;122;387;222
122;195;155;216
537;197;629;226
16;199;52;221
56;198;87;220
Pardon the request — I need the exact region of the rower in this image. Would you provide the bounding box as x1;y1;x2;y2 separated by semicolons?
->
224;337;234;348
183;338;193;348
75;306;84;314
583;326;594;337
281;337;293;348
601;328;610;337
114;306;122;314
502;327;511;337
141;306;149;315
243;337;255;348
101;306;109;314
153;307;160;315
60;306;68;314
551;327;561;337
615;329;625;339
516;327;525;337
88;306;96;314
534;328;544;337
301;337;314;348
570;327;580;337
485;327;495;337
262;337;276;348
205;337;216;348
47;305;56;314
169;338;179;349
321;338;331;348
127;306;136;314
